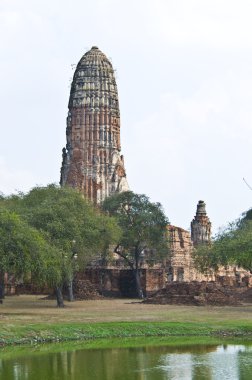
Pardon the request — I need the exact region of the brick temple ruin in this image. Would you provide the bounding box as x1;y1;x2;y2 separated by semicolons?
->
59;47;251;297
60;46;129;203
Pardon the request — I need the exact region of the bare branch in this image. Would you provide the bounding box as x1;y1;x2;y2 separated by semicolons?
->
243;177;252;191
114;244;134;269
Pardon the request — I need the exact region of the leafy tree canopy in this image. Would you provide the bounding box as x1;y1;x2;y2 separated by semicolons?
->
0;208;62;287
4;184;121;262
102;191;169;297
0;185;121;304
103;191;169;254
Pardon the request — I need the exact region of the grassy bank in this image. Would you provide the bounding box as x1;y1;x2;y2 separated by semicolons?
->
1;321;252;347
1;295;252;347
1;335;251;360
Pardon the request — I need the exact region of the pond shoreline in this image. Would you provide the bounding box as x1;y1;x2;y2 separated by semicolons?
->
1;321;252;347
1;296;252;347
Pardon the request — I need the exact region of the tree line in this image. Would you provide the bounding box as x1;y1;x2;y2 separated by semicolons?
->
0;185;169;306
1;183;250;307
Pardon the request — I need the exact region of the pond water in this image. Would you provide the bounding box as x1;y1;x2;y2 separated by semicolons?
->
0;342;252;380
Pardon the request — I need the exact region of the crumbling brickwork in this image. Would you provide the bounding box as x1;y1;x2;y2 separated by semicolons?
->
191;200;211;246
166;225;215;282
78;201;250;296
77;268;165;297
60;46;129;203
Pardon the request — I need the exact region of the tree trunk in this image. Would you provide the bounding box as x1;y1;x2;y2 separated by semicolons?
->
134;269;144;299
0;272;5;301
0;284;4;303
55;287;64;307
67;280;74;302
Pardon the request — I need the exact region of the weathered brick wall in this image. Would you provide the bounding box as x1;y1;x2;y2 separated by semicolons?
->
145;269;166;294
80;268;166;297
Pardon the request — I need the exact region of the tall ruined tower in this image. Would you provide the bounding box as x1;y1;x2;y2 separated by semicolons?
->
60;46;129;203
191;200;211;246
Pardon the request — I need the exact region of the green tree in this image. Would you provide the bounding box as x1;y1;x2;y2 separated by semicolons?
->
193;209;252;275
0;208;62;302
1;185;121;306
102;191;169;298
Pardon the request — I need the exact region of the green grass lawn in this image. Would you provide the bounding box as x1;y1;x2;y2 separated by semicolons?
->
1;295;252;346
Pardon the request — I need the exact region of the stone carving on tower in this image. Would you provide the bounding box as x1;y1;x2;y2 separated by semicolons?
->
60;46;129;203
191;200;211;246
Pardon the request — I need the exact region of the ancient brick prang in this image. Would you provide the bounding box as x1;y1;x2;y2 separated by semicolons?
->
166;225;215;282
191;200;211;246
60;46;129;203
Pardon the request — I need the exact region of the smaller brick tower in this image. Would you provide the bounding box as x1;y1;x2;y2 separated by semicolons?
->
191;200;211;246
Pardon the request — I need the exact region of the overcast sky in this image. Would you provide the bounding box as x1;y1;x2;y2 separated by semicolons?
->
0;0;251;233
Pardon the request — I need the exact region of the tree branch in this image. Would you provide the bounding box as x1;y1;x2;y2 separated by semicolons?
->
114;244;134;269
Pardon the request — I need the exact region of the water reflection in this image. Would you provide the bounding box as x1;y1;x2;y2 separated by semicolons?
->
157;345;252;380
0;343;252;380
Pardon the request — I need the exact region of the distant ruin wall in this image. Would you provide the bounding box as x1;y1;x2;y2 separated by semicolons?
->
81;268;166;297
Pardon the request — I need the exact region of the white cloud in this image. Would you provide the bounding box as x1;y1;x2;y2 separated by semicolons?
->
147;0;252;47
124;69;252;231
0;10;19;27
0;157;37;195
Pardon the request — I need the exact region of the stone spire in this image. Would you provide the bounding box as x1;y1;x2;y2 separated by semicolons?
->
191;200;211;246
60;46;129;203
